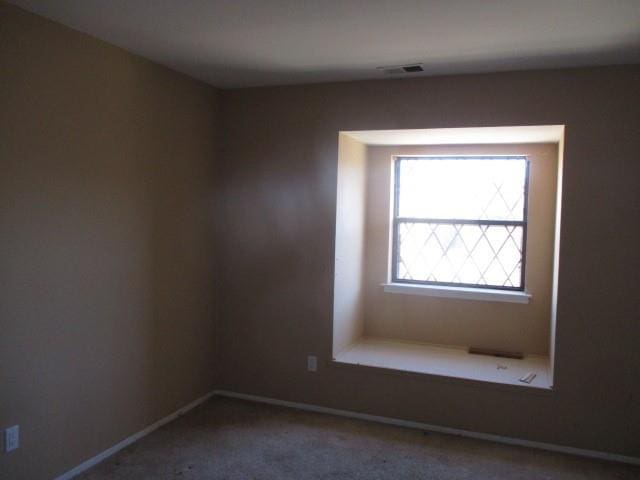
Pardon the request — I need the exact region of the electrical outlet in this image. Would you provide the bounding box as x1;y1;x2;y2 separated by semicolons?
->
4;425;19;453
307;355;317;372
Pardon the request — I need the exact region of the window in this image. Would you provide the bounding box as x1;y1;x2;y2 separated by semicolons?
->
391;156;529;291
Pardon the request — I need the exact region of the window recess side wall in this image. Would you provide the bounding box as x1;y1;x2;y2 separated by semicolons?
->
332;134;367;356
362;143;558;356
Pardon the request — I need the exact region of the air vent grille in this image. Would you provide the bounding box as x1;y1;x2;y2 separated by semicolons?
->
378;63;424;75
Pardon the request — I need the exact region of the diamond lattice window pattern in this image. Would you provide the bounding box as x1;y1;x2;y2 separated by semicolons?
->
393;156;528;290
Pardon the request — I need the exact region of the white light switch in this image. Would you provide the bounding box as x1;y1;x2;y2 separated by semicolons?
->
4;425;19;452
307;355;317;372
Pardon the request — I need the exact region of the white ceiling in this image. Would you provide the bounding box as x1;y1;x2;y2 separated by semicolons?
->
343;125;565;146
9;0;640;89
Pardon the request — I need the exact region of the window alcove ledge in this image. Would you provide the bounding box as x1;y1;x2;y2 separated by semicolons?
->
333;338;552;390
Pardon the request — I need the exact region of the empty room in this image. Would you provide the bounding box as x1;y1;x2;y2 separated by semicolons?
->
1;1;639;479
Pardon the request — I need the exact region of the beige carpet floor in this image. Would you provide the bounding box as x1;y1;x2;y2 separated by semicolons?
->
78;396;639;479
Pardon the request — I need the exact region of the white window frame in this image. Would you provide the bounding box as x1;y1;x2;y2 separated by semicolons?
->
384;155;532;304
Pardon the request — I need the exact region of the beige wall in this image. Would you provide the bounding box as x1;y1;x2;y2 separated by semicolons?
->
362;143;559;355
217;66;640;457
332;134;367;355
0;4;219;479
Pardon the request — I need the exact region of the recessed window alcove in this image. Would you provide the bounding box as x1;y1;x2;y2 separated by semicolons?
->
332;126;564;389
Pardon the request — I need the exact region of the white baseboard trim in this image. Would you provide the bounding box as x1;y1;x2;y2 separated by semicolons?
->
54;390;216;480
214;390;640;466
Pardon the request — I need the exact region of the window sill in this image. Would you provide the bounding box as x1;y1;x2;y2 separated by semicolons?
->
383;283;531;304
334;338;552;390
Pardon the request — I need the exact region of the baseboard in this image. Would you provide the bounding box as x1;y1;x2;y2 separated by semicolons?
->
214;390;640;466
53;390;215;480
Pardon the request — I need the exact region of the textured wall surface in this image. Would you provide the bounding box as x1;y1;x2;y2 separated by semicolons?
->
217;65;640;457
0;4;220;479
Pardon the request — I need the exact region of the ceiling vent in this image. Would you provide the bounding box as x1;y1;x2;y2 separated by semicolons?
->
378;63;425;75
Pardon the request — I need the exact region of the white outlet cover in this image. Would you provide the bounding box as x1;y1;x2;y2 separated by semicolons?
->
5;425;19;452
307;355;317;372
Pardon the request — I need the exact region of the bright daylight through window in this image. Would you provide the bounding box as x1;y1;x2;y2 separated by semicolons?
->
392;156;529;290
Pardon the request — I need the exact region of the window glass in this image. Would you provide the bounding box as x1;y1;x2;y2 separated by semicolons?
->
393;157;528;290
